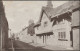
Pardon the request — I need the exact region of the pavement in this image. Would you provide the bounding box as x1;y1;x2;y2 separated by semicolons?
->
29;43;74;50
7;39;74;51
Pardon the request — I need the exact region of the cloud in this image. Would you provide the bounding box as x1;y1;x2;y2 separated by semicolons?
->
7;17;15;22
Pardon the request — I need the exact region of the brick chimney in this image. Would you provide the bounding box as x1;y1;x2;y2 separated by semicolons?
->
47;0;53;8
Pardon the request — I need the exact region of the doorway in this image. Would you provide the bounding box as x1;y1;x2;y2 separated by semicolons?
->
43;35;47;44
70;30;73;47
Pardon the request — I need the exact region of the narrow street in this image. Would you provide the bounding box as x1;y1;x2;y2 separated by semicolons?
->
0;1;79;51
7;39;52;51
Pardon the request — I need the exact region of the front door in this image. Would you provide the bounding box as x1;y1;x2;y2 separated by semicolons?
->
43;35;44;44
44;35;46;44
43;35;46;44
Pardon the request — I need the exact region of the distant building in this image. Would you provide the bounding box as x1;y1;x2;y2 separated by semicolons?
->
34;1;80;50
0;0;9;51
17;27;32;43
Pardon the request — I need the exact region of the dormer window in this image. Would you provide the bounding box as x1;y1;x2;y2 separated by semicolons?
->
58;19;65;24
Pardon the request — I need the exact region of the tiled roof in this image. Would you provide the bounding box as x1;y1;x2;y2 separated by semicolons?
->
34;1;80;27
22;27;28;31
34;6;54;27
51;1;80;18
41;1;80;21
34;22;41;27
42;6;54;18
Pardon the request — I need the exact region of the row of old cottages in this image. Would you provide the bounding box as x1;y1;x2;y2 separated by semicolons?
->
17;27;33;43
34;1;80;50
17;1;80;50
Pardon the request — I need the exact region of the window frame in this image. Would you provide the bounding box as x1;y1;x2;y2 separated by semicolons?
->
44;21;48;27
58;31;67;41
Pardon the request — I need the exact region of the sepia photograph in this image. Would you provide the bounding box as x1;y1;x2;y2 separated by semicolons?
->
0;0;80;51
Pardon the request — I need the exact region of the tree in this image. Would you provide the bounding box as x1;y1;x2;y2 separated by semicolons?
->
27;19;35;36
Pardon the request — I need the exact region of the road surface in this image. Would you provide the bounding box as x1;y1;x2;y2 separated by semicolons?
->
7;39;52;51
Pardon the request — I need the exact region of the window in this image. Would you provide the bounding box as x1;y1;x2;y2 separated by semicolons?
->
63;32;66;38
37;27;38;30
44;21;48;27
59;32;60;38
58;32;67;41
58;19;65;24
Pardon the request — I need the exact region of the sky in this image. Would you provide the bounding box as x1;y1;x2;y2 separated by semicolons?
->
3;1;68;33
